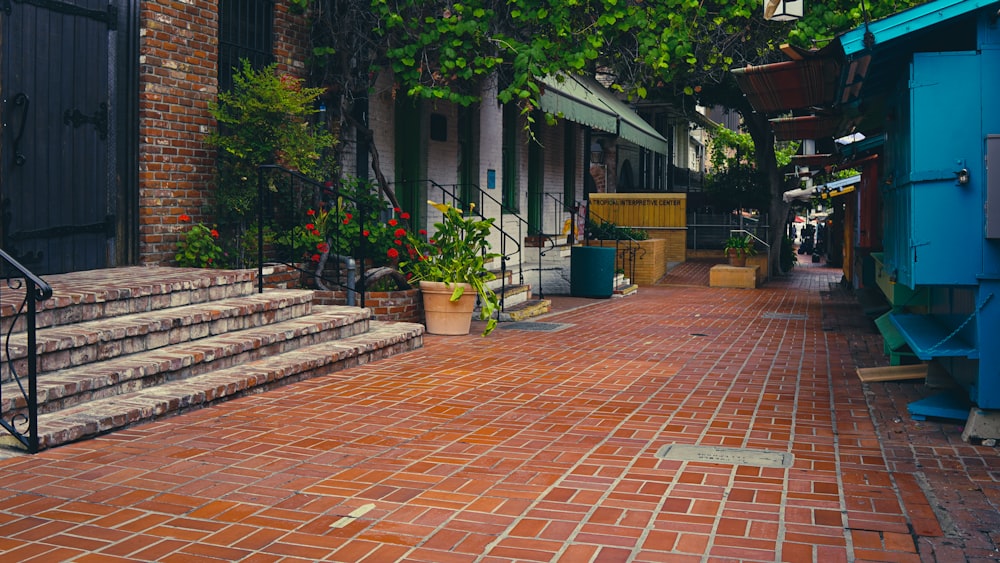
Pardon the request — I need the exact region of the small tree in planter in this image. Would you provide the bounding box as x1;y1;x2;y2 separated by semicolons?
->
205;60;337;267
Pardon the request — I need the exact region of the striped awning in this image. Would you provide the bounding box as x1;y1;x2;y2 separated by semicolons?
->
539;74;669;155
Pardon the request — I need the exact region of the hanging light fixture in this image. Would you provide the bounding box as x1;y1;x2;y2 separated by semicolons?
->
590;140;605;165
764;0;803;21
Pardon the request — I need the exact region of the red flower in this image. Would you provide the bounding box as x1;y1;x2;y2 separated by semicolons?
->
394;239;402;246
394;228;406;238
305;223;315;230
400;212;411;220
311;254;321;263
210;229;219;239
311;229;321;236
179;214;191;222
345;212;353;220
362;230;370;237
342;218;350;225
317;242;330;253
307;209;316;216
388;219;398;227
418;229;427;236
387;248;400;260
393;207;402;213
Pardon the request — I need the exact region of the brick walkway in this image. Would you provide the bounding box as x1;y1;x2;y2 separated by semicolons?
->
1;260;999;562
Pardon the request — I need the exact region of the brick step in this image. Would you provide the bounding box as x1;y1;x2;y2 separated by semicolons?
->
14;321;424;451
1;267;426;455
1;289;316;384
0;266;255;334
0;305;374;420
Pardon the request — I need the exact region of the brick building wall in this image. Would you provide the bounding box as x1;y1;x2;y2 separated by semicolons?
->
137;1;310;266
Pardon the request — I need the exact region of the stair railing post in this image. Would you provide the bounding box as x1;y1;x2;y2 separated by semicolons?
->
0;249;52;454
25;285;39;453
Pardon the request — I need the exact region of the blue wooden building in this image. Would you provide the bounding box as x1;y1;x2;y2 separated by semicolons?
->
735;0;1000;426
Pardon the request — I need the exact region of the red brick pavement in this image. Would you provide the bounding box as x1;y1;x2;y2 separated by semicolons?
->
1;260;998;562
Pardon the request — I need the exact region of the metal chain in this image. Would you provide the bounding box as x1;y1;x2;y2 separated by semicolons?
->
927;292;994;354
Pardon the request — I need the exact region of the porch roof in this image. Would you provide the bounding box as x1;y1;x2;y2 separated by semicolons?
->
539;74;669;155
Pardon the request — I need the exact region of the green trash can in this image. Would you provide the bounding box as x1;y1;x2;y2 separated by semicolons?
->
570;246;616;298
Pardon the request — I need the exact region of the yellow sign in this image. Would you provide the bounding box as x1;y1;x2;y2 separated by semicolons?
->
588;193;687;228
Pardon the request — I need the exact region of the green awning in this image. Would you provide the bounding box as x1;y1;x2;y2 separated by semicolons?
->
539;74;669;155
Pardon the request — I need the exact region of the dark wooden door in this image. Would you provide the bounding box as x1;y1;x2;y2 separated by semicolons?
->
1;0;125;274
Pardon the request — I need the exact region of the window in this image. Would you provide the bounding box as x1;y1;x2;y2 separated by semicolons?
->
218;0;274;92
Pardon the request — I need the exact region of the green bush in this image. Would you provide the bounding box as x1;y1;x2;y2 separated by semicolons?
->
585;220;648;241
206;60;337;266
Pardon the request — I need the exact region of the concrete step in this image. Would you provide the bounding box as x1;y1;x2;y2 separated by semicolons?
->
497;284;531;308
615;283;640;297
14;321;424;450
498;299;552;321
1;289;316;384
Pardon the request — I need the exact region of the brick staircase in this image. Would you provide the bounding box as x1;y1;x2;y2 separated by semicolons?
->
0;266;423;454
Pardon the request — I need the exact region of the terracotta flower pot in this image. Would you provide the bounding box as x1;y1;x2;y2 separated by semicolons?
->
419;281;476;335
727;249;747;267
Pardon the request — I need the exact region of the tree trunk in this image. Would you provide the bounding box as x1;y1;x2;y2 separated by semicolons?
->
341;98;402;211
742;109;793;277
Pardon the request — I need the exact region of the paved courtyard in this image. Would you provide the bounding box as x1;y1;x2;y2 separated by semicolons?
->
1;260;998;562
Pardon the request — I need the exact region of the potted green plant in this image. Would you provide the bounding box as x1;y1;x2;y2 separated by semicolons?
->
723;234;757;267
400;201;501;336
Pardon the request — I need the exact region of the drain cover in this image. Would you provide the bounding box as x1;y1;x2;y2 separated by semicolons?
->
762;312;809;321
655;444;793;468
499;321;573;332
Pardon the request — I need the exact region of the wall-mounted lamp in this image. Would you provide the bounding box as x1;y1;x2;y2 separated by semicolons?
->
955;168;970;186
764;0;802;21
590;140;605;165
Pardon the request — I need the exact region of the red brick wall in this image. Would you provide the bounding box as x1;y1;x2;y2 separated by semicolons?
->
137;1;310;266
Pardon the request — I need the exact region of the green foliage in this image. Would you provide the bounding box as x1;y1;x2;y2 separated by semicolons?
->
399;201;501;336
585;220;649;241
705;124;800;213
723;234;757;258
207;60;336;223
273;179;414;268
274;210;329;263
175;215;226;268
328;179;412;266
299;0;924;144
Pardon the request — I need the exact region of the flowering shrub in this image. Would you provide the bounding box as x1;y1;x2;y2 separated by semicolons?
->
359;207;415;267
175;214;225;268
275;207;332;263
278;201;414;268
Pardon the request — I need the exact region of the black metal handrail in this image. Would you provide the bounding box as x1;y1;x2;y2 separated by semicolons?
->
392;180;529;305
428;180;527;303
1;248;53;454
257;165;385;307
